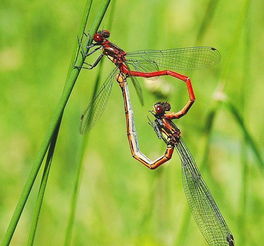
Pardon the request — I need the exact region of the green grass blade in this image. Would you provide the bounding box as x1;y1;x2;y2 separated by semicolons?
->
0;0;111;244
27;117;62;246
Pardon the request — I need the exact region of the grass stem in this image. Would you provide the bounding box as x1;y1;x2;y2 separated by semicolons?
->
1;0;111;244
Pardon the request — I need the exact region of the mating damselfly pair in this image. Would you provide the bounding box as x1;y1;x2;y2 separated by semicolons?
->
76;30;234;246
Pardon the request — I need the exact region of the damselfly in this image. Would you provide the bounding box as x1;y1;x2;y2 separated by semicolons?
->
77;30;220;133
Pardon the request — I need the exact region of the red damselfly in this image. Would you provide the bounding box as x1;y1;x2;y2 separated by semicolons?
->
148;102;235;246
116;73;234;245
76;30;220;133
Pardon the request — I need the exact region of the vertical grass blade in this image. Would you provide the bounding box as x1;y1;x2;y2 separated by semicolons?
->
1;0;111;245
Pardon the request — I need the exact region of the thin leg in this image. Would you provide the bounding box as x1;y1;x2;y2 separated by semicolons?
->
80;45;101;60
74;53;104;70
76;36;86;59
120;67;196;119
77;34;101;57
73;35;86;65
87;53;104;68
85;45;101;57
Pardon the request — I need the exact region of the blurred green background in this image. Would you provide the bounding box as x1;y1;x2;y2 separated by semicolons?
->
0;0;263;245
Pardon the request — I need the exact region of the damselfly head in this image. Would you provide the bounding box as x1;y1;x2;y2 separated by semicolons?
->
93;30;110;43
154;102;171;116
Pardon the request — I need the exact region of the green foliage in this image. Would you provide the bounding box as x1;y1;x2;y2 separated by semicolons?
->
0;0;263;245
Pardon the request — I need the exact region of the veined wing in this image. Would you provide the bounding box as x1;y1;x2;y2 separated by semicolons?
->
125;57;159;73
126;47;220;72
80;67;118;134
176;140;234;246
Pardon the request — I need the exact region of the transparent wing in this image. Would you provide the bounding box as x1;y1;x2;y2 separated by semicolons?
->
126;47;220;72
176;140;234;246
80;68;118;134
125;57;160;72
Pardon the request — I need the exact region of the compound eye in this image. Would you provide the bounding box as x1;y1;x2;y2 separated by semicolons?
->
93;33;104;43
164;102;171;111
155;105;164;115
102;30;110;38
